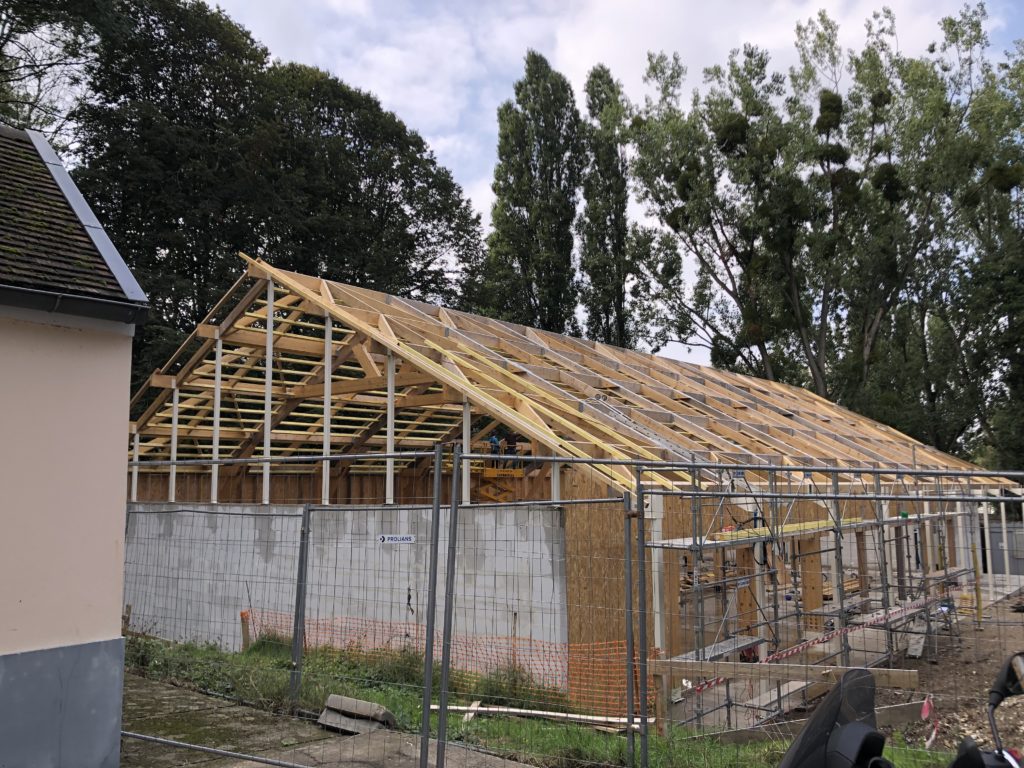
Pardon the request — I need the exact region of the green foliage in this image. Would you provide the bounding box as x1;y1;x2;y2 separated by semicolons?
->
576;64;653;348
125;636;954;768
6;0;482;394
632;3;1022;459
814;90;843;134
469;50;581;333
127;635;433;724
468;663;571;712
871;163;904;203
712;111;749;155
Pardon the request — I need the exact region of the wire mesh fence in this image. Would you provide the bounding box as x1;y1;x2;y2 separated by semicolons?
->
120;450;1024;768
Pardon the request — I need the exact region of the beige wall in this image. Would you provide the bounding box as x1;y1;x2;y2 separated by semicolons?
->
0;308;133;655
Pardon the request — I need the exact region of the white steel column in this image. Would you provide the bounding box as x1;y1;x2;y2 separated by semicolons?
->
169;382;179;503
130;430;140;501
461;400;471;501
551;454;561;502
1000;500;1011;588
385;351;395;504
262;281;274;505
211;335;222;503
955;503;967;572
322;316;332;506
923;501;933;576
982;501;995;603
649;493;667;657
922;520;933;574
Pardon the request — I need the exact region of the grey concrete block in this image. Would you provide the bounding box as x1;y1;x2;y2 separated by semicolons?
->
324;694;396;727
317;708;383;735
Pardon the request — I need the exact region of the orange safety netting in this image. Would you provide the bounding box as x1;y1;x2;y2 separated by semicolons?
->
249;610;652;716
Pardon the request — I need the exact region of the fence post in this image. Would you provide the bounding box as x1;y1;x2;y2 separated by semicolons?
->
634;466;649;768
419;444;444;768
435;444;463;768
623;490;636;768
289;504;311;710
872;472;894;661
831;470;851;667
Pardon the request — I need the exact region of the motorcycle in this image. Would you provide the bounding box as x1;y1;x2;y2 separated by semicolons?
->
777;652;1024;768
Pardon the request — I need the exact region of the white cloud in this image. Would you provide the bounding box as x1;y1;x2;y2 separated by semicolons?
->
219;0;1016;224
323;0;370;16
465;174;496;231
208;0;1019;365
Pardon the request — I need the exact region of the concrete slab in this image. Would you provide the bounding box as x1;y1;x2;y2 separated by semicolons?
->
121;676;329;767
122;675;530;768
215;730;533;767
122;674;236;721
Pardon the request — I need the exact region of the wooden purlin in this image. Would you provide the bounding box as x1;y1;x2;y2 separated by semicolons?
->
130;254;999;488
333;283;693;486
331;284;684;468
555;332;993;478
532;330;812;463
374;295;705;473
561;336;870;468
671;357;972;471
239;254;636;491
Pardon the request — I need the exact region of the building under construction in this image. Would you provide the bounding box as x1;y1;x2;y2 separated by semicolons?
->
125;254;1023;730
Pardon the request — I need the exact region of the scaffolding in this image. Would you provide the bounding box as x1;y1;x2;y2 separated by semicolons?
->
638;462;1023;734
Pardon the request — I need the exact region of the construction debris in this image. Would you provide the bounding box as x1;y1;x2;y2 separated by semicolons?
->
431;703;654;731
318;694;396;735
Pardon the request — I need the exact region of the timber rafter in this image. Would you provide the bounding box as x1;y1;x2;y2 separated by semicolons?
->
129;253;1000;491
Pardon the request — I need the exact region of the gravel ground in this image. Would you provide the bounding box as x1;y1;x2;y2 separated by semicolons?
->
873;591;1024;753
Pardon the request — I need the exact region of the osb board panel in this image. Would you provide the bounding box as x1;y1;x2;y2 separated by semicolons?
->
131;470;434;505
735;546;758;635
658;492;687;659
562;468;634;647
798;536;824;633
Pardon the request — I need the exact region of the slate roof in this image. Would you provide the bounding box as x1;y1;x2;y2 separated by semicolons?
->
0;123;147;322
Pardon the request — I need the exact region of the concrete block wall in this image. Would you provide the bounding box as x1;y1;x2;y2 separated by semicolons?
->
124;502;568;682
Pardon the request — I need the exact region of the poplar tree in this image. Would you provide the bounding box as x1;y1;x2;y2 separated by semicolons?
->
474;50;581;333
577;64;634;347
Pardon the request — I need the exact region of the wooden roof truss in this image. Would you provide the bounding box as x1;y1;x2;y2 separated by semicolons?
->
128;255;991;494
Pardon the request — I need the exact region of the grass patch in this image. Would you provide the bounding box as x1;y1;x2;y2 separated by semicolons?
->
467;664;571;712
124;637;953;768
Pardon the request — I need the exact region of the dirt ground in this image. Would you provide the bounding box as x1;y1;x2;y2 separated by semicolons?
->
874;592;1024;753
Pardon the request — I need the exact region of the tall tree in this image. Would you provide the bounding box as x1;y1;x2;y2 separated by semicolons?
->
957;40;1024;467
72;0;482;391
245;62;482;304
0;0;104;138
632;7;996;443
472;50;582;333
72;0;269;388
576;64;636;347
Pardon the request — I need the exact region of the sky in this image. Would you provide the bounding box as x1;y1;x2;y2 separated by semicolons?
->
212;0;1022;361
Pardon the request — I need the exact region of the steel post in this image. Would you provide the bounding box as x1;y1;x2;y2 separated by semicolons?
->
419;444;444;768
288;504;311;709
435;445;463;768
623;491;636;768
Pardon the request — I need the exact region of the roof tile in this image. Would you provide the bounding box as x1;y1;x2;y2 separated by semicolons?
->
0;129;127;302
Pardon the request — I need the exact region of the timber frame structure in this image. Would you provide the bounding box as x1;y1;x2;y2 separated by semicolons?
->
125;255;1023;731
128;254;994;505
